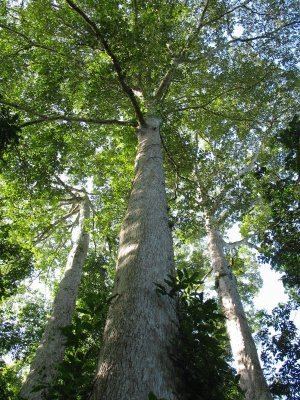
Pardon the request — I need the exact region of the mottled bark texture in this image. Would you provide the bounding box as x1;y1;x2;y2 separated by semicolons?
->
20;198;90;400
205;215;272;400
91;117;179;400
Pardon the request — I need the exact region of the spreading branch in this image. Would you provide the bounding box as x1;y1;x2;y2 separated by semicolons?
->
54;176;86;198
153;0;211;102
210;120;276;214
20;116;134;128
65;0;145;126
201;0;252;29
0;99;135;127
153;0;253;102
222;236;261;252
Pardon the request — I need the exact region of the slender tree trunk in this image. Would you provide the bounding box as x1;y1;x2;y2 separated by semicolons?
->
91;117;179;400
205;214;272;400
20;198;90;400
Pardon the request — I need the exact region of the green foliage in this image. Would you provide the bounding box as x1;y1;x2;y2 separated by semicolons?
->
251;117;300;296
0;221;33;301
0;293;48;399
0;361;22;400
256;302;300;399
0;295;47;361
226;251;263;308
156;267;243;400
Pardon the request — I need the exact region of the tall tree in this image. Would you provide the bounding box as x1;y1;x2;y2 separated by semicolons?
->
205;217;272;400
163;122;285;399
90;117;179;399
20;195;90;400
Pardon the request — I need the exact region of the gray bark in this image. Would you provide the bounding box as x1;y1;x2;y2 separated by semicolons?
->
91;117;179;400
205;215;272;400
20;198;90;400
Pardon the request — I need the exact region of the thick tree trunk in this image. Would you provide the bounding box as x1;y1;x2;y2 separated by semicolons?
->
205;215;272;400
20;198;90;400
91;117;179;400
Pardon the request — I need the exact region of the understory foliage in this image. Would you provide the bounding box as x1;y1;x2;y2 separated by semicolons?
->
156;266;243;400
0;295;48;399
0;254;111;400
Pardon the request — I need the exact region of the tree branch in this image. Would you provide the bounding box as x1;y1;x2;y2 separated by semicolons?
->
202;0;252;27
65;0;145;126
222;236;261;252
160;132;196;187
20;116;135;128
0;99;135;127
178;104;254;122
211;122;274;213
228;20;300;44
153;0;211;102
34;204;80;243
0;22;60;54
153;0;260;103
54;176;86;198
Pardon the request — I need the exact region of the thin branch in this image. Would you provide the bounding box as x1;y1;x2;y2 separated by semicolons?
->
228;20;300;44
172;70;271;113
222;236;261;252
65;0;145;126
211;123;274;213
34;204;80;243
202;0;252;28
202;267;213;282
0;99;135;127
20;115;135;128
0;99;40;115
0;22;60;54
178;104;254;122
154;0;269;105
54;176;85;197
59;197;83;205
160;132;180;173
222;237;248;249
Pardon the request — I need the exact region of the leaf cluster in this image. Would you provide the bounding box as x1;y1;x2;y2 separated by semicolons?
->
156;267;243;400
256;302;300;399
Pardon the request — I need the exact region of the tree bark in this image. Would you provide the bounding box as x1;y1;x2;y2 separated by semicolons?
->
205;214;272;400
20;198;90;400
91;117;179;400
